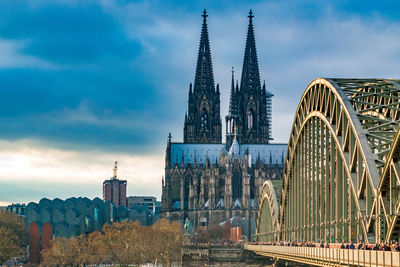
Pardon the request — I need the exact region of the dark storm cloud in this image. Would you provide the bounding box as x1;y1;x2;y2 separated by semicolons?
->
1;0;400;153
0;2;138;64
3;0;400;204
0;1;174;152
0;67;164;152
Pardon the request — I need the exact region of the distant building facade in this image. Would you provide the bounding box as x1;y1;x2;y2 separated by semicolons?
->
161;10;287;232
25;194;161;263
25;197;127;263
127;196;157;213
6;203;26;216
103;162;127;207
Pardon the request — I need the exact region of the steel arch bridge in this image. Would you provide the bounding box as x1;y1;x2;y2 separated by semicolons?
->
256;78;400;244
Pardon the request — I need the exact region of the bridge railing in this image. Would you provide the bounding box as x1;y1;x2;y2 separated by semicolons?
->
246;244;400;266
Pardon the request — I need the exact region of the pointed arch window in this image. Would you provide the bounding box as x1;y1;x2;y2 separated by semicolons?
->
94;207;100;221
232;169;242;200
248;110;254;129
184;175;191;210
201;109;208;130
84;216;92;233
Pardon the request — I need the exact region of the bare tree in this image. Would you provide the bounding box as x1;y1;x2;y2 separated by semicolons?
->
41;237;75;266
87;231;109;264
152;219;183;267
41;219;183;266
0;211;26;264
70;235;92;266
102;221;146;267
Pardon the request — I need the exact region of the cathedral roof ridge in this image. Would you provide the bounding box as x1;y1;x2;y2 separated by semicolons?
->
169;142;286;167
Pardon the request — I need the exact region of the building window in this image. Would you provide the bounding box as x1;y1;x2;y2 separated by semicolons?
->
84;216;92;233
248;110;254;129
109;203;114;222
201;109;208;130
171;177;180;210
184;176;191;210
232;170;242;200
94;207;99;221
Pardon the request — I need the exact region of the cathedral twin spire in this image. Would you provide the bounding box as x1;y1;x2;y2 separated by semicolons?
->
193;10;215;94
184;9;271;145
184;10;221;144
227;9;272;145
240;10;261;93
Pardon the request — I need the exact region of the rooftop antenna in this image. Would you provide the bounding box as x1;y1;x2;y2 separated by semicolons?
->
113;161;118;179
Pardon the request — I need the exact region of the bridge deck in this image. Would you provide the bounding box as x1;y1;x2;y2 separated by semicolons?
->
245;244;400;267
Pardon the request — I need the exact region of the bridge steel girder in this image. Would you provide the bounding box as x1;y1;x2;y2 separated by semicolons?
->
256;180;280;241
257;78;400;244
378;128;400;243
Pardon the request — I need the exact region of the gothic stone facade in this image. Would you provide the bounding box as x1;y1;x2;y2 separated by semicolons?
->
162;141;285;229
162;10;286;230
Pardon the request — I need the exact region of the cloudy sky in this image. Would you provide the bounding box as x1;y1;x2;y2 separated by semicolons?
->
1;0;400;205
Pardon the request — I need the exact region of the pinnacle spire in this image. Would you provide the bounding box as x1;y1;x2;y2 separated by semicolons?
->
229;67;238;115
262;80;266;95
194;9;215;94
231;66;235;89
240;9;261;92
248;9;254;21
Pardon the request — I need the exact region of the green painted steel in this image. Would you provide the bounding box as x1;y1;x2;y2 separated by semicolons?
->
256;78;400;243
256;180;280;241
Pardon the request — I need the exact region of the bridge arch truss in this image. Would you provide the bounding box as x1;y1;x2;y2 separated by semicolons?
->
257;78;400;243
256;180;280;241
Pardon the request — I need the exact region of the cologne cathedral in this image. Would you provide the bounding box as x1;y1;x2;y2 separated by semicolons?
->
161;10;287;232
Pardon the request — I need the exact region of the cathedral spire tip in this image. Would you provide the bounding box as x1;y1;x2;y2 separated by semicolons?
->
248;9;254;22
240;8;260;93
231;67;235;89
192;8;214;94
202;9;208;20
184;8;221;144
